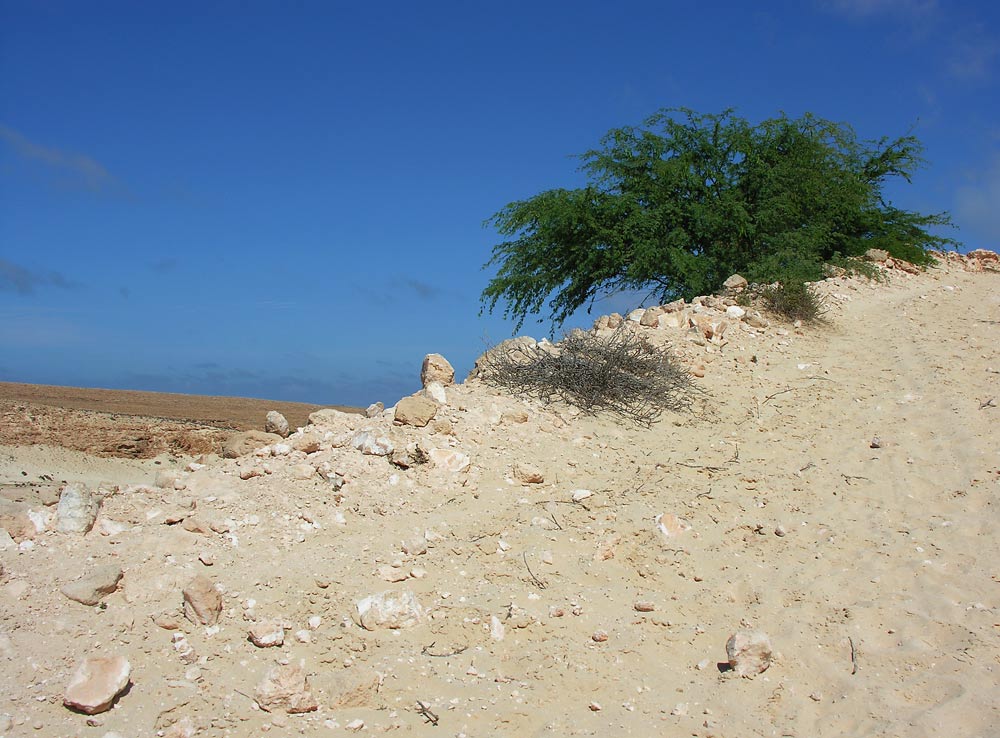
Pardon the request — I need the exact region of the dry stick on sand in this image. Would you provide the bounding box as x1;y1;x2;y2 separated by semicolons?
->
416;701;440;726
421;642;468;658
523;552;547;589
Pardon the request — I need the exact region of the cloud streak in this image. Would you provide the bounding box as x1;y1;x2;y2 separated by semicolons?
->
955;154;1000;245
0;124;117;192
0;258;79;295
824;0;937;17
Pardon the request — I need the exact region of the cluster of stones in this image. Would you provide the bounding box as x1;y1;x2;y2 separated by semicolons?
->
591;273;768;346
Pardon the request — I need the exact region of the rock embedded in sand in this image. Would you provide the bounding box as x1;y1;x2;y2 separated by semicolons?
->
355;590;424;630
421;353;455;386
429;448;470;473
248;620;286;648
182;575;222;625
743;310;769;329
63;655;131;714
254;662;318;714
0;501;37;542
222;431;283;458
394;395;438;427
264;410;290;437
725;630;773;677
288;463;315;480
513;462;544;484
655;513;692;538
56;483;100;534
60;565;123;606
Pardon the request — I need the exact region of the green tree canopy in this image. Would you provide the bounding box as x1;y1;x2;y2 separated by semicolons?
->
481;108;957;330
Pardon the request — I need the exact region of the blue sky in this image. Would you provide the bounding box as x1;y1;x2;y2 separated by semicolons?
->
1;0;998;407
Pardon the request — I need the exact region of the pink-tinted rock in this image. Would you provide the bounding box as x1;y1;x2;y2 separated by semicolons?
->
63;655;131;714
182;575;222;625
255;662;318;713
726;630;773;677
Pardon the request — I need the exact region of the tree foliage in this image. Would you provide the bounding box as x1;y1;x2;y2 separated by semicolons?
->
481;108;957;330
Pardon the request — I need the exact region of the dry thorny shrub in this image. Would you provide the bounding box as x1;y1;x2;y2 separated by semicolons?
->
477;325;700;426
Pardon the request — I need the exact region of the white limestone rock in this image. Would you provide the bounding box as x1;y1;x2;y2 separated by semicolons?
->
56;484;100;534
264;410;290;438
355;590;424;630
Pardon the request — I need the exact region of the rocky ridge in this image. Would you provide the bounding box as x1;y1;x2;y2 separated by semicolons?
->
0;249;998;736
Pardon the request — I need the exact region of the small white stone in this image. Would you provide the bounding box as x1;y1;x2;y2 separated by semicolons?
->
490;615;505;641
345;718;365;731
571;489;593;502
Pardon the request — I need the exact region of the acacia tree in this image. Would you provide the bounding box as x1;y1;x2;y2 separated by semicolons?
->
481;108;957;330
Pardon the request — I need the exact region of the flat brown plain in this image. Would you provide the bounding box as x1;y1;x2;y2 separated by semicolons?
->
0;382;359;458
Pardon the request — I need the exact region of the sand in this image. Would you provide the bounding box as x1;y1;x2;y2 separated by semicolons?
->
0;253;997;737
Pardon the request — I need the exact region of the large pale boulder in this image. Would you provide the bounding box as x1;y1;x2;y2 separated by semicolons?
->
722;274;748;291
222;431;282;458
394;396;438;427
0;500;37;541
355;590;424;630
61;565;123;606
182;575;222;625
351;430;394;456
264;410;290;438
639;307;663;326
56;484;100;534
689;314;729;342
255;662;318;713
470;336;537;379
421;353;455;386
63;655;131;714
657;311;688;330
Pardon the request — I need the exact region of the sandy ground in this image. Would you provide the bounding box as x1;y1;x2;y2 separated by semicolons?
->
0;253;998;738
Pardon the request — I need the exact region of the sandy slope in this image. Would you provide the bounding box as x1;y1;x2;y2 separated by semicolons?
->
0;255;997;738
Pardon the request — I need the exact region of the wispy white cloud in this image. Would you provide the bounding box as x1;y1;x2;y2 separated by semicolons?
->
0;124;116;192
821;0;997;84
825;0;937;18
955;154;1000;247
947;24;1000;81
0;258;79;295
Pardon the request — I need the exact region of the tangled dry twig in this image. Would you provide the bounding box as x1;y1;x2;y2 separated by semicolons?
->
476;326;699;426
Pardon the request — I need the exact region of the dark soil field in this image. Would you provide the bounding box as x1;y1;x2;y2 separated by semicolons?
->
0;381;359;458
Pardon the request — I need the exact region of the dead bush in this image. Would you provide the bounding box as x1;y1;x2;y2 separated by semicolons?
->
476;326;699;426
